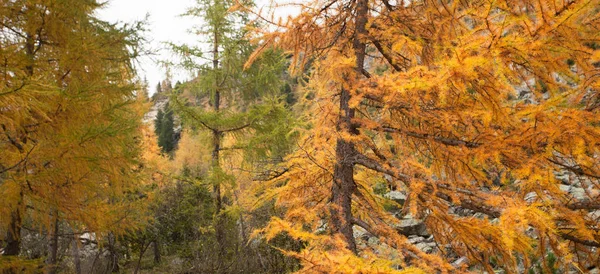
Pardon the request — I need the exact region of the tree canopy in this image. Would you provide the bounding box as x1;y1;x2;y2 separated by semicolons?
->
249;0;600;272
2;0;600;273
1;0;149;272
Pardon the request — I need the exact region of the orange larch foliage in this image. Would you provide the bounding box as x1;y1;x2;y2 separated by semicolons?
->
250;0;600;272
0;1;150;270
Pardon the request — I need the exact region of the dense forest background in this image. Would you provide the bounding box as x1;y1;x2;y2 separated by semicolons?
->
2;0;600;273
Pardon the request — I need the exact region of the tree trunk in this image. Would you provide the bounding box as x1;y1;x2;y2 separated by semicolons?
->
331;96;358;254
107;232;119;273
211;22;227;272
46;212;59;274
2;21;36;262
152;240;161;265
71;234;81;274
134;239;150;274
212;127;225;268
4;191;22;257
25;29;34;77
329;0;369;254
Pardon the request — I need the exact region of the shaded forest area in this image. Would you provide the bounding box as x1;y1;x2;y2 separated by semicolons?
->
2;0;600;273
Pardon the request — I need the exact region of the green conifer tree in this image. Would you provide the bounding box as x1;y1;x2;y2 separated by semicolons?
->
158;105;175;153
169;0;296;271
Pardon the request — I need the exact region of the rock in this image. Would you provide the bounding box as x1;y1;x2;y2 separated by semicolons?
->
588;210;600;220
415;242;434;253
518;90;530;99
473;212;487;220
315;220;328;235
542;92;550;100
450;206;475;217
568;185;585;199
367;236;380;246
396;217;429;236
452;256;469;268
353;225;369;241
385;191;407;204
524;192;538;203
554;171;570;184
384;174;393;183
407;235;425;244
560;184;586;200
79;233;97;246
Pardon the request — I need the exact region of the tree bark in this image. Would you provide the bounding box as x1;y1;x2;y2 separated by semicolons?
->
107;232;119;273
134;239;150;274
152;240;161;265
329;0;369;255
46;212;59;274
331;93;358;253
4;191;22;257
71;234;81;274
211;22;226;273
3;18;36;263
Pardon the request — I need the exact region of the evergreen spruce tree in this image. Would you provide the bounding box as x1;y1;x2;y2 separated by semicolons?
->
158;105;175;154
155;108;165;134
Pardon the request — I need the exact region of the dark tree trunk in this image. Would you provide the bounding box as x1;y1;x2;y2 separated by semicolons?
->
4;193;22;257
71;234;81;274
107;232;119;273
331;83;360;253
211;25;227;273
134;239;150;274
25;31;34;77
46;212;59;274
329;0;369;254
3;18;37;262
152;240;161;264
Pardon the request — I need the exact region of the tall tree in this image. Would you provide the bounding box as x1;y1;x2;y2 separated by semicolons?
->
156;82;162;95
170;0;294;271
251;0;600;272
0;0;148;271
154;103;176;154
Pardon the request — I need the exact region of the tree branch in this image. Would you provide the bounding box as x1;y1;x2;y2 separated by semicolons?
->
354;153;600;247
380;126;481;148
370;38;403;72
559;232;600;247
353;153;411;182
352;217;379;237
221;122;251;133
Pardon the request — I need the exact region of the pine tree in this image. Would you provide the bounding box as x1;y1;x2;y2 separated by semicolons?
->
155;108;165;134
156;82;162;94
158;105;175;154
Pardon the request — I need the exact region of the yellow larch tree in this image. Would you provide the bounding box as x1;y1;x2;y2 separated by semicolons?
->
0;0;150;272
250;0;600;272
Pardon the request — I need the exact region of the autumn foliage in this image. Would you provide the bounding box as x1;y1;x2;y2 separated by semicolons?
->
3;0;600;273
249;0;600;272
0;0;150;272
